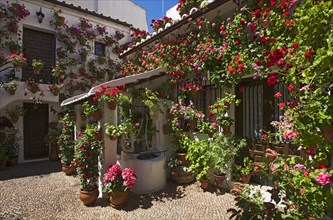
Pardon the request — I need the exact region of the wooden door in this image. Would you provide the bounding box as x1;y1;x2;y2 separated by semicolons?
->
24;103;49;159
22;28;56;83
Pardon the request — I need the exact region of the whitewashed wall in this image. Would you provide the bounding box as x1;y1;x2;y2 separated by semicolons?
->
64;0;148;31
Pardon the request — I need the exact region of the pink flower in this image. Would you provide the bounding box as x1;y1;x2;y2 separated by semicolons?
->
293;164;306;170
306;146;318;156
212;121;217;127
122;168;137;188
316;172;331;185
239;87;245;93
135;123;140;127
274;92;282;98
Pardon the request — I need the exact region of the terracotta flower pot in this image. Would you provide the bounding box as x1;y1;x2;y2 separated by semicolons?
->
80;114;87;121
91;110;102;121
176;151;189;166
8;90;16;95
213;173;226;187
222;125;231;134
109;191;129;207
11;116;19;123
241;173;252;184
7;156;18;166
33;68;41;74
14;66;22;72
110;135;117;141
200;179;209;190
108;101;117;110
80;188;99;206
61;164;75;175
320;124;333;142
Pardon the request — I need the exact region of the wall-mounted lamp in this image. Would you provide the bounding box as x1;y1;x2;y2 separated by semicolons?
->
36;7;45;23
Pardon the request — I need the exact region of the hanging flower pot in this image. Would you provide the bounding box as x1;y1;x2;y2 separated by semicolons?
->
79;188;99;206
222;125;231;134
80;113;87;121
110;135;117;141
33;68;41;74
91;109;102;121
14;65;22;72
8;90;16;95
108;101;117;110
108;191;129;207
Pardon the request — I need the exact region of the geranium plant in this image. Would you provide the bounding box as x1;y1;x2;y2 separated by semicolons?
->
1;80;18;95
102;164;137;193
93;85;126;104
32;59;44;70
75;123;102;191
151;16;173;32
7;53;27;68
58;114;75;167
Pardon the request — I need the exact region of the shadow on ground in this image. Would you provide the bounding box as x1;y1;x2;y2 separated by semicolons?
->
93;180;186;211
0;160;61;181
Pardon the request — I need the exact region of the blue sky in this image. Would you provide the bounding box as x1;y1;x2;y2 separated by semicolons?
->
132;0;179;32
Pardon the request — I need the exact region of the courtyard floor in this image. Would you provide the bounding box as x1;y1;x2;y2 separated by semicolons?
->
0;161;236;220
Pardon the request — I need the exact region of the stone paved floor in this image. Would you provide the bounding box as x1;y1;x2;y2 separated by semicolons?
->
0;161;236;220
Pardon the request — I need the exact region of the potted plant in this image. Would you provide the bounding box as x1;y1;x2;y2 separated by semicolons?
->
79;48;89;62
58;114;75;175
102;164;137;207
45;122;61;161
1;80;18;95
167;156;182;181
6;105;26;123
24;78;40;94
104;123;126;140
186;138;213;190
141;88;163;118
234;157;265;184
48;84;63;96
94;85;126;110
210;133;247;187
198;120;219;137
4;128;21;166
4;41;21;54
7;53;27;71
75;123;102;206
82;101;102;121
31;59;44;74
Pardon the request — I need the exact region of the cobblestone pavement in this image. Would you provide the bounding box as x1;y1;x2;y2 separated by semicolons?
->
0;161;236;220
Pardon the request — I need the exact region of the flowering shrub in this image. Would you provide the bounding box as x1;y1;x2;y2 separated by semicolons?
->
130;29;150;44
177;0;202;16
75;124;102;191
178;82;203;94
102;164;137;193
151;16;173;32
58;114;75;166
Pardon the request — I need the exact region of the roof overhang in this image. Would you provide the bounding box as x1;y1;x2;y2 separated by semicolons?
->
61;67;166;107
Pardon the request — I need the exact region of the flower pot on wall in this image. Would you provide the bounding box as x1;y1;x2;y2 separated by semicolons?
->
241;173;252;184
8;90;16;95
33;68;41;74
14;66;22;72
213;172;226;187
108;101;117;110
108;191;129;207
222;125;231;134
110;135;117;141
79;188;99;206
91;110;102;121
80;114;87;121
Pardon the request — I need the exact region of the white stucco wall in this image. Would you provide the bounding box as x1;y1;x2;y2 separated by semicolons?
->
0;0;133;163
166;4;181;20
64;0;148;31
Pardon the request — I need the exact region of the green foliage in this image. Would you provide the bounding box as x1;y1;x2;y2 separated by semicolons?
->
104;123;127;137
0;80;18;92
167;156;181;170
6;105;25;120
186;139;213;181
141;88;163;118
75;123;102;191
31;59;44;69
58;114;75;166
210;133;247;174
82;101;100;116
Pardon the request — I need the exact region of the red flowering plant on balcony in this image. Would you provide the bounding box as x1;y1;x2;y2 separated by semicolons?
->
78;18;92;31
75;123;102;192
93;84;127;104
150;16;173;32
7;53;27;69
177;82;203;95
176;0;203;16
130;29;150;44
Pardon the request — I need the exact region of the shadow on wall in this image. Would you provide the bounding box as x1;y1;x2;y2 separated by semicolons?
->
0;160;60;181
